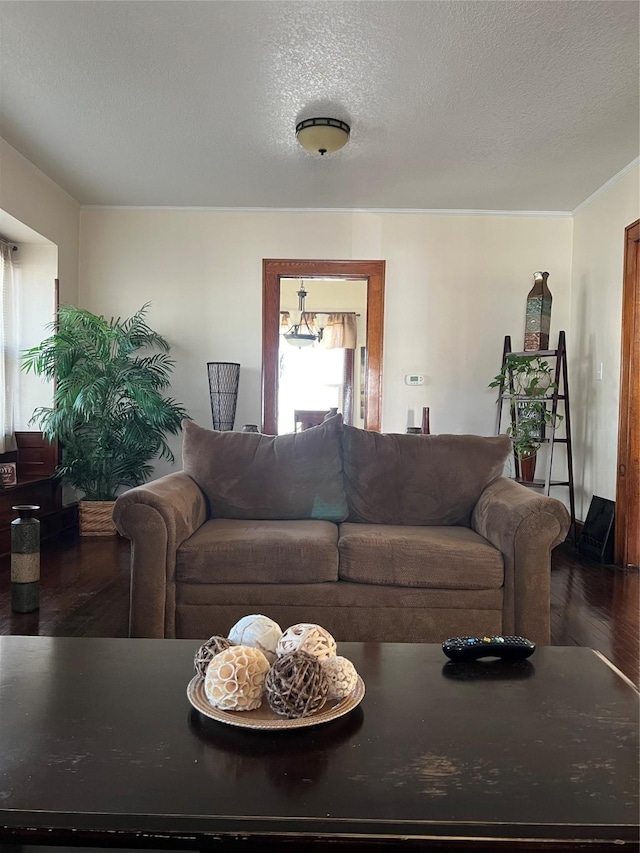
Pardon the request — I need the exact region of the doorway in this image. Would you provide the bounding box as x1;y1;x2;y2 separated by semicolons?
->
278;277;367;434
615;219;640;568
262;259;385;435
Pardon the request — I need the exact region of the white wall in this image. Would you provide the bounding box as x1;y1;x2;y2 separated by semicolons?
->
570;163;640;520
5;134;637;521
79;208;572;477
0;137;80;304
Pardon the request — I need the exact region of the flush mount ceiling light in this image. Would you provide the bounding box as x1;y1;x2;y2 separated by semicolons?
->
295;117;350;155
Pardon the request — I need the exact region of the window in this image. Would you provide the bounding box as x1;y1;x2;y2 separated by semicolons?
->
278;341;345;434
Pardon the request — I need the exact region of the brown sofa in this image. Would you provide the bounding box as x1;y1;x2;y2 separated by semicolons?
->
113;416;570;645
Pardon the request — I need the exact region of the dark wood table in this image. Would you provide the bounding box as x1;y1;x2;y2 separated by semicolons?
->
0;636;637;851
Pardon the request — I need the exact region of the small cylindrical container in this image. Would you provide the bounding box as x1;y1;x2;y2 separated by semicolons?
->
11;504;41;613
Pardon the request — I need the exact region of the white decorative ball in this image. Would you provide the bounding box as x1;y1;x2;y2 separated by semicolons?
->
204;645;270;711
228;614;283;663
276;623;337;662
322;656;358;699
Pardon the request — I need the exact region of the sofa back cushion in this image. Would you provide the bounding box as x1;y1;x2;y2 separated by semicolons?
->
341;427;511;526
182;416;348;522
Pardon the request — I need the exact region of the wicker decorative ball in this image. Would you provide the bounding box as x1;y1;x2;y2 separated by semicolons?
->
194;635;232;678
264;651;329;718
276;623;337;662
204;645;270;711
322;655;358;699
228;614;282;663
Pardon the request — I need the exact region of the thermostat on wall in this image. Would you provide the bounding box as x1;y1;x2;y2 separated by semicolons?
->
405;374;425;386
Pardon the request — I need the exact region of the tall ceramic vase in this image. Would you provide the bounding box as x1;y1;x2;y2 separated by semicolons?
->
11;504;40;613
524;271;552;351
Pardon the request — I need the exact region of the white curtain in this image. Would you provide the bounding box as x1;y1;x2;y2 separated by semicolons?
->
322;313;357;349
0;240;19;453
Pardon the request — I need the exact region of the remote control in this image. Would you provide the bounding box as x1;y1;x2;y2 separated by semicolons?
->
442;635;536;662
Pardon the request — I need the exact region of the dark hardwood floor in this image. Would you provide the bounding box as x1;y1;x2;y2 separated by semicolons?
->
0;533;131;639
1;533;638;686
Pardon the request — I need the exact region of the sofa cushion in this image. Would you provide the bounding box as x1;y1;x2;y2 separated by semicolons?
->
182;416;348;522
338;523;504;589
341;427;510;526
176;518;339;584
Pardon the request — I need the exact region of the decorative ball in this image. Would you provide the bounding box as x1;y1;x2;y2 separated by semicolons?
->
276;623;337;662
322;656;358;699
264;651;329;718
228;614;283;663
194;635;232;678
204;645;270;711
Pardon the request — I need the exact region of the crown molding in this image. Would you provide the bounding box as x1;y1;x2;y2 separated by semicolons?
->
81;204;572;217
572;157;640;216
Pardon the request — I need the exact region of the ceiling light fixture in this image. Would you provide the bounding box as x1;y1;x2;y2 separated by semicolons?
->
296;117;350;156
284;282;319;348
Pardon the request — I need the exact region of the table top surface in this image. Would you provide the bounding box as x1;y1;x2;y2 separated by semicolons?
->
0;636;638;845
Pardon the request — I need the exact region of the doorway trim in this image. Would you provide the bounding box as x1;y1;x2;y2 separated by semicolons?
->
262;259;385;435
615;220;640;568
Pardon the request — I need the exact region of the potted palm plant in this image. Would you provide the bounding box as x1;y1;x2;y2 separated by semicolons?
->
22;303;189;535
489;354;561;481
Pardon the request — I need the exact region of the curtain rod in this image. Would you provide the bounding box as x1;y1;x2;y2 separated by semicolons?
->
281;309;361;316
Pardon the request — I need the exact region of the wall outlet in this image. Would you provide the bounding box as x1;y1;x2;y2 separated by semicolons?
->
596;362;603;381
405;374;425;386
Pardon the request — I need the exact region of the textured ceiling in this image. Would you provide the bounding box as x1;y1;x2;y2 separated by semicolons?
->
0;1;638;210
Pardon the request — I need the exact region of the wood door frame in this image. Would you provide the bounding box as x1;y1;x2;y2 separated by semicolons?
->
615;220;640;568
262;259;385;435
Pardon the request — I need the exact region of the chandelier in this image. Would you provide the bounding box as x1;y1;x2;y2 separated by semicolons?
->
283;282;319;348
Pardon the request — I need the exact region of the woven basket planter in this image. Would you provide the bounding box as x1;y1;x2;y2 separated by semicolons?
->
79;500;117;537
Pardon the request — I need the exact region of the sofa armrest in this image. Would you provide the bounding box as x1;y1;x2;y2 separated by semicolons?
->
472;477;570;645
113;472;208;639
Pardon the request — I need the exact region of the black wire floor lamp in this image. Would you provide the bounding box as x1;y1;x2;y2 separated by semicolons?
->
207;362;240;431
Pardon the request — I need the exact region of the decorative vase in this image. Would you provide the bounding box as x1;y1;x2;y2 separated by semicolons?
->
524;271;552;351
11;504;40;613
207;362;240;431
519;455;537;482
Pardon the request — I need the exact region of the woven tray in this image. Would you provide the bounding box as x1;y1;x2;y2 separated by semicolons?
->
187;674;365;730
79;500;117;537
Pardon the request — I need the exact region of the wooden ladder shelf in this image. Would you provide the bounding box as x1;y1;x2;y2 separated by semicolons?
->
495;330;577;542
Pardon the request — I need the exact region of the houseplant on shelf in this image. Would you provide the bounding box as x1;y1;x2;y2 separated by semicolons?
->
21;303;189;535
489;354;561;482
